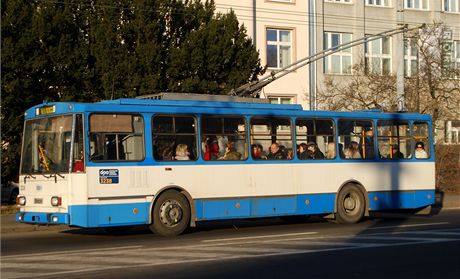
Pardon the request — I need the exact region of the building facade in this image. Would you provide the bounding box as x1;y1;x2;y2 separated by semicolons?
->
213;0;460;143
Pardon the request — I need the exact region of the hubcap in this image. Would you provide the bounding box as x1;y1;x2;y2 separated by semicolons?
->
159;200;183;227
344;196;356;211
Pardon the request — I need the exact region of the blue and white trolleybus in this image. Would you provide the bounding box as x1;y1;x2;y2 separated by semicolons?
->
16;94;435;236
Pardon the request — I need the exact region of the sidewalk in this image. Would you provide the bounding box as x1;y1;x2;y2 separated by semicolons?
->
1;193;459;234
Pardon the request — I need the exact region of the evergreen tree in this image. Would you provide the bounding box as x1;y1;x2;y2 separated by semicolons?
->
1;0;262;183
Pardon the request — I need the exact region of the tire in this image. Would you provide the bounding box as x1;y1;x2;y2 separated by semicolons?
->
149;190;190;237
336;184;365;224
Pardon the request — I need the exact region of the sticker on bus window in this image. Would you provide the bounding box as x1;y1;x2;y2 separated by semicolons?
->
99;169;119;184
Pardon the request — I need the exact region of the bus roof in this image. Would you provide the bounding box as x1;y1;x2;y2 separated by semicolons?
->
25;98;432;122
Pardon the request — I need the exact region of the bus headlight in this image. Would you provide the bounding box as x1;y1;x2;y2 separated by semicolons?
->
17;196;26;206
51;196;62;206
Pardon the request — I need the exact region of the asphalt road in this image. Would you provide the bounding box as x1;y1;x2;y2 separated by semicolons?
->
2;209;460;279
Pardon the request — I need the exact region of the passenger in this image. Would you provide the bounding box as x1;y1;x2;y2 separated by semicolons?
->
204;136;219;160
390;144;404;159
267;143;286;160
360;128;375;159
286;149;294;160
161;145;174;161
305;142;325;159
175;144;190;160
326;142;336;159
338;143;346;159
251;144;267;160
217;136;228;157
298;143;309;160
415;141;428;159
346;141;361;159
218;142;241;160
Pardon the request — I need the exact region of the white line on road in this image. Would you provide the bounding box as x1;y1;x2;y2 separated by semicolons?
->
1;245;143;260
201;231;318;243
366;222;450;230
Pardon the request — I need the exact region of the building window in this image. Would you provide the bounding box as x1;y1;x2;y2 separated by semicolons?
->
325;0;352;3
366;0;390;7
268;96;294;104
267;0;295;3
405;0;428;9
366;36;392;74
454;40;460;70
404;38;418;77
266;28;292;68
324;32;352;74
443;0;459;12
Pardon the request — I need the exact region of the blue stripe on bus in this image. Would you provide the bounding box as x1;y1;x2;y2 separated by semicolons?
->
194;194;336;220
368;190;435;210
15;190;435;227
68;202;151;227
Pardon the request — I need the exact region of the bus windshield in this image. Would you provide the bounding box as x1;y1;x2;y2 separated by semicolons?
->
20;114;84;175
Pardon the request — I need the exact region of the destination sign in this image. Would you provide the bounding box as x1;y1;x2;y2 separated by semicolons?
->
37;106;56;115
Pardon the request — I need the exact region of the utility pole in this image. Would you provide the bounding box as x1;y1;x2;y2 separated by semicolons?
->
308;0;317;111
396;2;405;111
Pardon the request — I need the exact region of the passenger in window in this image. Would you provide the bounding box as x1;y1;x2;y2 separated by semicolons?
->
360;128;375;159
217;136;228;157
218;142;242;160
326;142;336;159
415;142;428;159
298;143;309;160
175;144;190;160
338;143;346;159
204;136;219;160
346;141;361;159
267;143;286;160
390;144;404;159
161;145;174;161
305;142;325;160
251;144;267;160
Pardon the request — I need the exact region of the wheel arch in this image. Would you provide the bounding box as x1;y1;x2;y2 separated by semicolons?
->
149;185;196;227
335;180;370;217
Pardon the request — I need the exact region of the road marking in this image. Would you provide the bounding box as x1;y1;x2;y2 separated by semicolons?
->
201;231;318;243
366;222;449;230
1;245;143;260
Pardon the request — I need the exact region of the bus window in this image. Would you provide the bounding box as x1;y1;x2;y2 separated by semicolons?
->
377;120;411;160
296;119;334;160
338;119;374;160
89;114;144;161
413;121;430;159
152;115;197;161
201;116;247;161
250;117;292;160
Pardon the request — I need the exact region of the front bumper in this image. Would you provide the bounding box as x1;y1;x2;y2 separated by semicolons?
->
16;212;70;225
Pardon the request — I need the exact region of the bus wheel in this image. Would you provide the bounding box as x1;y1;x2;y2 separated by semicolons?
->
150;190;190;237
336;184;365;224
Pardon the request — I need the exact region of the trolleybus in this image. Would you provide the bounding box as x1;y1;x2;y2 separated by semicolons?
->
16;94;435;236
